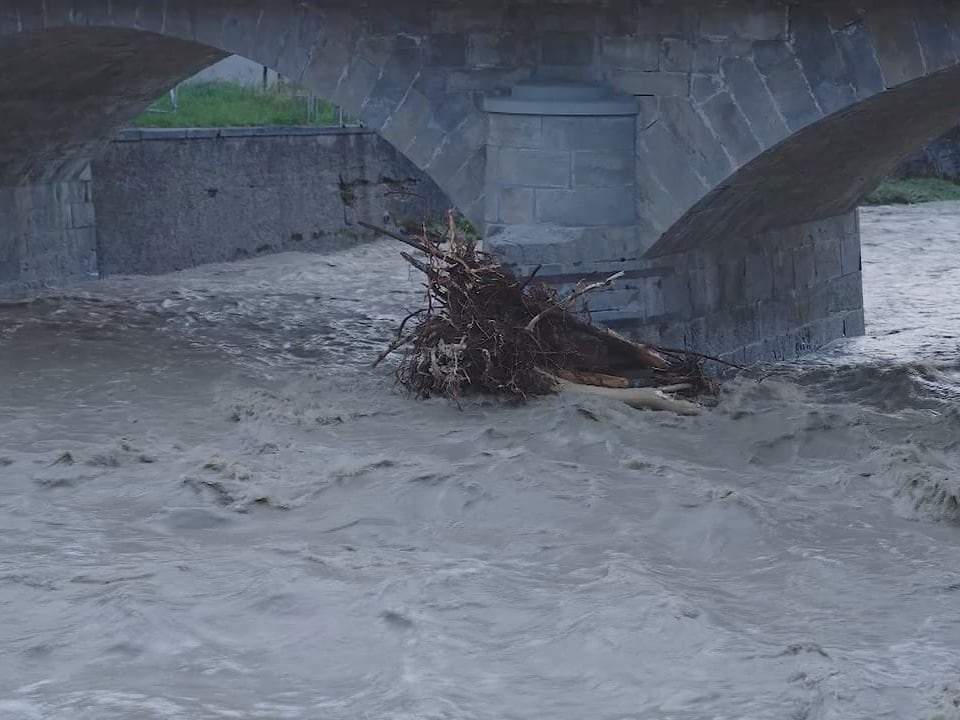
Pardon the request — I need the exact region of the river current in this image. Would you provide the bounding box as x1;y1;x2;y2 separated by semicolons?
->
1;203;959;720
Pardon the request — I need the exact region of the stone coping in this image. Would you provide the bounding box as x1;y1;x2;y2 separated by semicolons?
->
113;125;374;141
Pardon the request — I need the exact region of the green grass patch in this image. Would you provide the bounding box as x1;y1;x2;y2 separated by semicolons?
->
864;177;960;205
132;81;342;128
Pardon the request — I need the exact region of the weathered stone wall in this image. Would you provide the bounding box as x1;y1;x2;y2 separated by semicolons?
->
0;172;99;296
92;127;450;276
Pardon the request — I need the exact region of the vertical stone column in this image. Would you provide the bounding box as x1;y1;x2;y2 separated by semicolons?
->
482;82;639;272
0;167;98;296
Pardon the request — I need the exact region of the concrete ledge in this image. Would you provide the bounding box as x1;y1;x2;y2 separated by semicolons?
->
483;81;638;116
483;97;639;116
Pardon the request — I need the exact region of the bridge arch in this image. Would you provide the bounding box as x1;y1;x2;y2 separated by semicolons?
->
1;0;488;223
636;2;960;257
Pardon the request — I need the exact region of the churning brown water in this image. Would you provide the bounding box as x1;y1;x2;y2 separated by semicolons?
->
1;203;959;720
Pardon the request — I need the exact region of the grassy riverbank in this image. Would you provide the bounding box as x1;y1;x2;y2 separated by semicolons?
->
864;177;960;205
132;82;342;128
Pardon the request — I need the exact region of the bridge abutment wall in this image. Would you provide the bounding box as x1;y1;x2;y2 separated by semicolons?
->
92;127;450;277
0;174;98;297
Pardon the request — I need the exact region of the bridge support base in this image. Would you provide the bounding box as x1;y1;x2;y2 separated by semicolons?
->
489;203;864;364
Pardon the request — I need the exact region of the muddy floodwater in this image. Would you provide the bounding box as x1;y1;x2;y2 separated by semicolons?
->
1;203;959;720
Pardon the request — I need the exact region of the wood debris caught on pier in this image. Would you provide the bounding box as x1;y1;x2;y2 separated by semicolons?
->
365;213;730;413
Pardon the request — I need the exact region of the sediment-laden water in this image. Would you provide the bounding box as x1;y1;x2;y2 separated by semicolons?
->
1;203;959;720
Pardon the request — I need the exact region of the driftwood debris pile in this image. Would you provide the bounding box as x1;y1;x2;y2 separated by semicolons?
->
365;215;721;414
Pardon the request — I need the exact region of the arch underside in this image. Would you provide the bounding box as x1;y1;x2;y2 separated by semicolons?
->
0;27;225;184
0;3;483;222
650;65;960;258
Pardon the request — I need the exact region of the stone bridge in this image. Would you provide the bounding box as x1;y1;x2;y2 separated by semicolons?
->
3;0;960;362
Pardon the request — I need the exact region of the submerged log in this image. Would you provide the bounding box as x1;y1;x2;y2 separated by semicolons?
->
557;369;630;389
554;377;704;416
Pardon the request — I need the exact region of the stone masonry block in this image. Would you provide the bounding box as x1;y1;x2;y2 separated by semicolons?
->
700;91;761;165
431;92;477;134
691;73;724;103
660;274;692;319
380;88;433;150
770;246;795;297
161;1;198;41
866;6;926;87
843;310;866;337
717;258;747;308
485;145;500;185
692;38;753;73
536;186;635;226
430;5;501;34
446;148;486;213
813;235;844;283
788;5;857;115
425;113;486;186
572;150;634;188
542;116;636;151
303;32;359;99
499;187;535;224
840;230;861;276
498;148;571;188
426;33;467;67
721;57;789;148
488;114;542;148
661;38;695;72
744;250;773;303
793;242;817;288
913;0;959;73
755;298;793;340
701;5;787;41
828;271;863;313
406;124;445;169
600;36;660;70
467;32;501;68
752;42;822;132
609;70;690;97
485;185;499;223
332;55;381;116
541;32;595;66
637;5;699;38
660;98;733;186
360;52;422;130
833;20;886;100
359;36;399;67
809;315;846;347
635;172;683;236
639;122;710;209
70;201;96;229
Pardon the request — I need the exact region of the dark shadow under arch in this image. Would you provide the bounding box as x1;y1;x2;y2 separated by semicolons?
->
0;26;225;184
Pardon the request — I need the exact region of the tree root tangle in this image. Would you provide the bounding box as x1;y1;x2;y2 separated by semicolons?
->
366;214;726;412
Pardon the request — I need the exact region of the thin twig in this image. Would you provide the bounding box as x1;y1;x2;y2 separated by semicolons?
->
372;332;416;368
358;220;440;257
400;251;431;275
517;264;542;292
652;345;749;371
525;271;624;333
